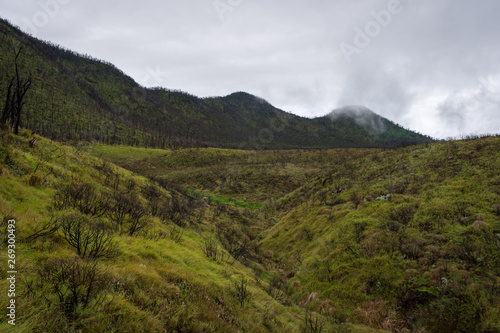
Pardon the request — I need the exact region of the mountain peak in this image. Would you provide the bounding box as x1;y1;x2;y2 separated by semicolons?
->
328;105;377;118
328;105;387;134
224;91;270;105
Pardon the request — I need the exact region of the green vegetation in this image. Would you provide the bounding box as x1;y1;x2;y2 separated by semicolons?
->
1;127;393;332
258;138;500;332
84;136;500;332
0;13;499;333
187;189;266;211
0;18;433;150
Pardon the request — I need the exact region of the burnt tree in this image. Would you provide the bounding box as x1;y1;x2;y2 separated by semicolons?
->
1;47;32;134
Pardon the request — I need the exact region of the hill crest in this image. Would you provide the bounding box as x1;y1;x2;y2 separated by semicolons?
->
0;17;434;149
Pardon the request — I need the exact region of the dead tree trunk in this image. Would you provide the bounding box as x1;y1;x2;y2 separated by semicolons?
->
1;47;32;134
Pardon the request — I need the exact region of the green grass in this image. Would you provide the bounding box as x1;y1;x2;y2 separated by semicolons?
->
3;127;500;332
1;128;392;332
187;188;266;210
80;144;168;166
258;137;500;332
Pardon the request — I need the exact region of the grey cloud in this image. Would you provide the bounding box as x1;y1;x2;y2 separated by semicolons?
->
1;0;499;138
437;77;500;137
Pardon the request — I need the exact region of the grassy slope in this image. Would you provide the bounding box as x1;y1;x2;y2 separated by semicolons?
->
260;138;500;332
84;137;500;332
81;145;369;203
0;128;386;332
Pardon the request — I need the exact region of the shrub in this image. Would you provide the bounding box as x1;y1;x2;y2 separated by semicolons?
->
230;276;251;308
24;215;60;242
60;213;116;259
303;309;324;333
228;239;251;261
352;221;367;243
267;274;286;302
320;305;352;333
95;161;120;189
303;226;314;241
169;225;183;243
392;177;411;194
203;235;219;260
493;204;500;217
388;204;415;226
414;293;481;332
355;299;403;332
125;178;136;191
28;173;43;187
126;213;149;237
453;230;490;267
454;199;474;226
107;191;147;235
349;191;362;208
29;257;108;317
53;182;109;217
141;183;163;216
159;196;194;228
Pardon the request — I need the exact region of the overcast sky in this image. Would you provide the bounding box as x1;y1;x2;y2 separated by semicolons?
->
2;0;499;138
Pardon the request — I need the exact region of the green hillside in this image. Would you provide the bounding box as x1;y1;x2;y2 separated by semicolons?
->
1;13;499;333
0;126;394;332
0;18;433;150
82;136;500;332
260;138;500;332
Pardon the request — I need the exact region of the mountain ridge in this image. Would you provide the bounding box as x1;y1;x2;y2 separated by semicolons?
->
0;17;434;149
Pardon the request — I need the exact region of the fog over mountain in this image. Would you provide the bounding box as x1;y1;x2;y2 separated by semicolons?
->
329;106;387;135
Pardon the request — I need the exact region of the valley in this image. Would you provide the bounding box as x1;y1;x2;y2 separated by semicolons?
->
0;12;499;333
2;128;497;332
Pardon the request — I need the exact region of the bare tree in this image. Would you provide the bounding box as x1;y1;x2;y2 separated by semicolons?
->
34;257;107;316
60;213;116;259
230;275;251;308
304;309;324;333
53;182;109;217
107;191;147;236
24;215;59;242
1;47;32;134
202;235;219;260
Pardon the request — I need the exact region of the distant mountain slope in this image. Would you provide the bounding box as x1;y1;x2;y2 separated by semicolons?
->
0;18;434;149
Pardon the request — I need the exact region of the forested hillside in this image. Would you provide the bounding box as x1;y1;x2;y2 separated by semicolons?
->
0;18;433;150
